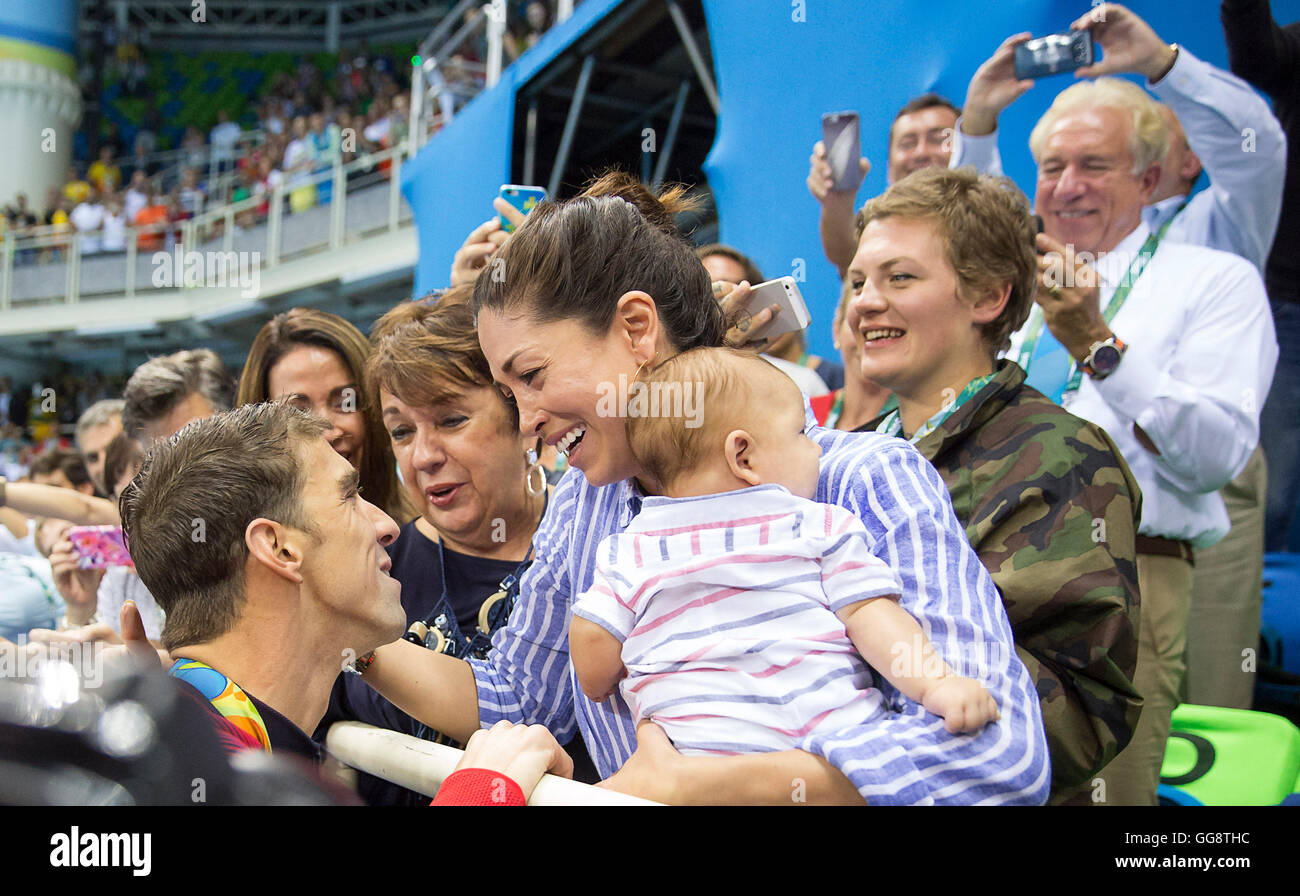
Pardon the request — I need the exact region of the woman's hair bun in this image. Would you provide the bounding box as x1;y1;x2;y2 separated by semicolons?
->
577;170;697;239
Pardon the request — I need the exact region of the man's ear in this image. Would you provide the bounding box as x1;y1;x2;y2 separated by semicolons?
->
724;429;762;487
1138;163;1162;203
245;518;305;585
1181;149;1203;184
614;291;662;364
970;281;1012;327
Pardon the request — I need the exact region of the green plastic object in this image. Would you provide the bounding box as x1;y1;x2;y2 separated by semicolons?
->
1159;703;1300;805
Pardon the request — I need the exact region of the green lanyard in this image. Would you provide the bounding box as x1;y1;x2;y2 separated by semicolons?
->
876;372;995;444
1015;208;1183;399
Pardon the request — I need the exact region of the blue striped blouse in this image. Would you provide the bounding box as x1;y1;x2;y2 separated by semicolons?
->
468;423;1051;805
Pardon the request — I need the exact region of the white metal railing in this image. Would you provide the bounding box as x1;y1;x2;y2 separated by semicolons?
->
408;0;577;157
1;141;412;309
96;128;269;211
325;722;660;806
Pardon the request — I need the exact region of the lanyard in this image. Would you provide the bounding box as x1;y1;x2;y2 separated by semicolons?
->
1015;207;1183;399
876;372;995;444
170;657;272;753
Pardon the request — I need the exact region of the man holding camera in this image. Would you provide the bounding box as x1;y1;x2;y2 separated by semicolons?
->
948;4;1279;804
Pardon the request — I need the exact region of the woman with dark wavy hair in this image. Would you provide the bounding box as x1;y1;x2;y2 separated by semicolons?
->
237;307;412;524
356;172;1048;806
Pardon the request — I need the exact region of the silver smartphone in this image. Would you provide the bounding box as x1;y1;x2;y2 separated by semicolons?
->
748;277;812;340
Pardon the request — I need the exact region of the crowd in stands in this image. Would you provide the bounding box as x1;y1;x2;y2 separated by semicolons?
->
2;1;576;263
1;2;1297;807
2;50;415;261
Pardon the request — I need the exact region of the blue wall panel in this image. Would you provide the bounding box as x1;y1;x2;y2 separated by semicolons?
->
408;0;1300;356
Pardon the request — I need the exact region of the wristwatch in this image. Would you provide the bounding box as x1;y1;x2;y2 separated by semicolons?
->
1081;336;1127;380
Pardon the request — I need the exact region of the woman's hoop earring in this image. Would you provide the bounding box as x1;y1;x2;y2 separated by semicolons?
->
526;440;547;497
527;460;547;497
634;351;659;382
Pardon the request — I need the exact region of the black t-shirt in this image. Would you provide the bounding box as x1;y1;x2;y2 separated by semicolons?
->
386;517;520;633
315;520;527;806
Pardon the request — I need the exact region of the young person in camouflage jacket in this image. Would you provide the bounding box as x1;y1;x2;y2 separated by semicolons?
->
847;167;1142;804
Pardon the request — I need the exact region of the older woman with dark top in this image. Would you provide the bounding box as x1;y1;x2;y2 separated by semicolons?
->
846;166;1142;804
356;172;1050;805
314;298;566;804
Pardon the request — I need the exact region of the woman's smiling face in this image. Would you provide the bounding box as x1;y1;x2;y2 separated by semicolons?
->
476;306;652;489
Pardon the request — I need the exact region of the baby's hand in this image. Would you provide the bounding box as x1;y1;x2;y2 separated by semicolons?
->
922;676;1000;734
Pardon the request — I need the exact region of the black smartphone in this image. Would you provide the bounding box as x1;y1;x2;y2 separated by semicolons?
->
1014;31;1094;80
821;111;864;193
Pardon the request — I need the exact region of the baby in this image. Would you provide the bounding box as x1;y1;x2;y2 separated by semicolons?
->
569;347;998;757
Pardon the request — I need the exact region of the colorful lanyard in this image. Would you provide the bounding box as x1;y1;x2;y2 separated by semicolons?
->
875;373;995;444
1015;206;1183;400
169;657;272;753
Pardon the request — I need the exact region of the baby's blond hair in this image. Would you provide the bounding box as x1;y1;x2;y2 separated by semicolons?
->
628;347;802;490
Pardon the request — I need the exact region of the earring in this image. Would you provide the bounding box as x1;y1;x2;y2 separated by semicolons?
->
526;442;546;497
633;351;659;382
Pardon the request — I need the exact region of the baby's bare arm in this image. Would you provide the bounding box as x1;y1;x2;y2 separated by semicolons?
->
836;597;953;702
569;616;628;703
836;598;998;733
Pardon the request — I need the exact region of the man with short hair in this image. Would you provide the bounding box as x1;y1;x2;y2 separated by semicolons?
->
953;4;1287;718
808;93;961;275
75;399;125;497
122;349;235;445
953;60;1277;803
120;403;404;757
116;401;574;800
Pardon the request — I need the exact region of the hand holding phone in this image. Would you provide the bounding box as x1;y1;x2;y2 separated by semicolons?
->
744;277;812;341
497;185;547;233
1013;31;1095;80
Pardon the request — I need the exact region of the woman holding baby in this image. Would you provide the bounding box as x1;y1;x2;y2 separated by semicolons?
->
356;171;1059;805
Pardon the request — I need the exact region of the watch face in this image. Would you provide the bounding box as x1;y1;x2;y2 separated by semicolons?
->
1092;344;1122;375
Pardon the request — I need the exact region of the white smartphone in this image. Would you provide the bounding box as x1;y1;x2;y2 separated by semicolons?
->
747;276;811;341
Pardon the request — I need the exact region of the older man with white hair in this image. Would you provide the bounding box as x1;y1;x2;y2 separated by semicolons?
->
953;6;1288;717
948;14;1278;804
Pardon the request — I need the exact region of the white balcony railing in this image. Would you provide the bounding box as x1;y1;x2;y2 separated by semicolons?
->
1;141;413;310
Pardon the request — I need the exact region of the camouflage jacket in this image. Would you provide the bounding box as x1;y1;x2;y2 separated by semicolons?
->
866;360;1142;800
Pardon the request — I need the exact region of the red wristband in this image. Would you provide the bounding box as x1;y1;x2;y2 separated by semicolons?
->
430;768;527;806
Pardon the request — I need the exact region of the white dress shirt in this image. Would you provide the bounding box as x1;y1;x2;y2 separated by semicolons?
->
1006;223;1278;547
950;47;1287;272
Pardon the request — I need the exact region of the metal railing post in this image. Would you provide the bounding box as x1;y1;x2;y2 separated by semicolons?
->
330;157;346;249
1;233;13;311
408;60;424;159
125;231;137;299
486;0;506;89
268;182;284;266
389;150;403;231
222;206;235;255
66;234;81;304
